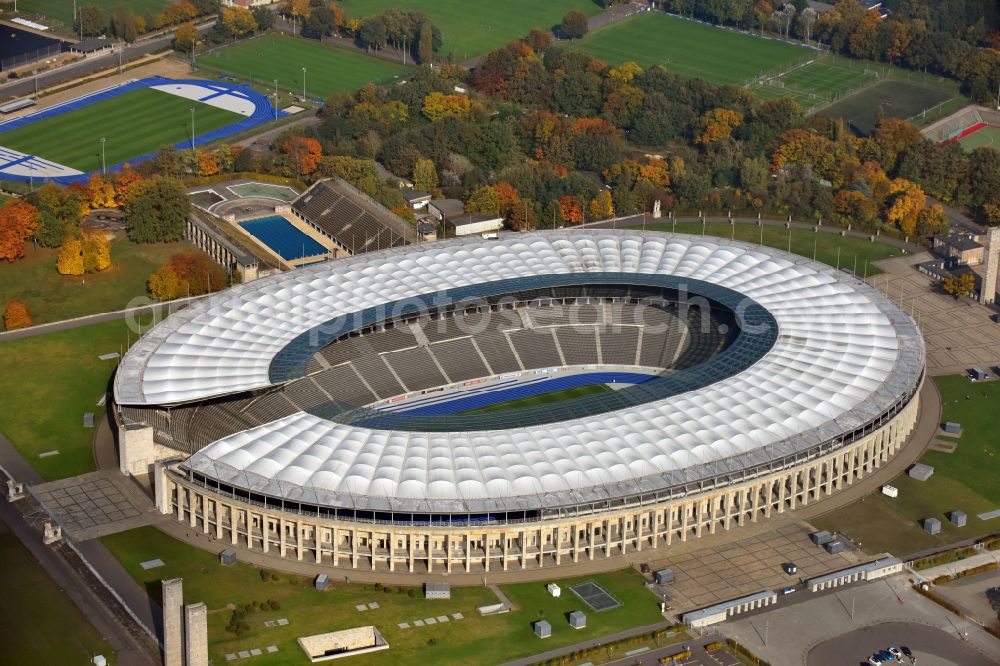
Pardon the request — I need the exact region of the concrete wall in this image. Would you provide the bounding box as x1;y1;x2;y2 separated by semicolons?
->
119;425;180;477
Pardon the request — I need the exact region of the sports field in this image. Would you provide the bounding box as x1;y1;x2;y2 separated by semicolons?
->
820;79;956;135
957;125;1000;152
461;383;612;414
15;0;168;26
197;34;412;99
576;12;812;85
0;88;241;172
751;58;876;110
336;0;600;61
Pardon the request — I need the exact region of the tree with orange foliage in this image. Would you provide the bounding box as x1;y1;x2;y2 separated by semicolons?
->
2;298;31;330
559;195;584;225
695;108;743;145
148;251;226;300
492;182;520;213
112;164;142;206
174;22;198;54
281;136;322;179
771;128;836;177
197;149;220;177
0;199;38;262
57;237;85;275
86;173;118;209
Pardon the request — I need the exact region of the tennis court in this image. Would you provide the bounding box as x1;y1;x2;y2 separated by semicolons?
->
569;580;623;612
238;216;325;261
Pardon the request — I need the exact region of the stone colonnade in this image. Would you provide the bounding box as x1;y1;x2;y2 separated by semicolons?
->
155;393;918;575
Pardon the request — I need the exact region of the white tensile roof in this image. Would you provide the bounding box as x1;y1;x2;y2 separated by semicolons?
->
115;231;923;513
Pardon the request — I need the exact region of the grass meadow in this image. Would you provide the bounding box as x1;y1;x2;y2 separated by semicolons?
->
576;12;812;85
13;0;168;26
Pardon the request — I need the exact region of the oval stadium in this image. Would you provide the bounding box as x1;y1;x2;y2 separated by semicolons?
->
112;230;924;576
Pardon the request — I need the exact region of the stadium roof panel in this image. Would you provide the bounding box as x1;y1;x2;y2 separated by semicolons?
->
115;231;923;513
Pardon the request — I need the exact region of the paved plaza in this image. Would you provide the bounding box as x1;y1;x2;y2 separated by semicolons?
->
32;470;161;540
869;254;1000;377
644;523;857;611
722;573;1000;666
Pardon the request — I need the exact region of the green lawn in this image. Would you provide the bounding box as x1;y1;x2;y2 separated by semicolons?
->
575;13;812;85
0;522;117;664
0;88;242;172
629;221;900;276
0;320;148;480
13;0;168;26
197;34;412;99
103;526;664;665
0;237;195;325
814;375;1000;556
819;79;957;135
336;0;601;61
462;383;613;414
751;58;876;110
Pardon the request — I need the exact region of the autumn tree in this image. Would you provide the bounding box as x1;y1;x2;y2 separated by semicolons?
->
885;178;925;236
942;273;975;299
123;177;190;243
111;164;143;206
76;4;107;38
112;0;139;42
86;173;117;209
280;136;322;179
412;158;439;195
82;232;112;273
466;185;502;215
197;149;220;177
174;22;199;53
695;108;743;145
561;10;589;39
57;237;85;275
543;200;566;229
560;195;584;225
417;21;434;64
2;299;31;331
221;7;257;38
26;184;85;248
0;199;39;262
421;92;472;122
148;251;226;300
589;191;615;220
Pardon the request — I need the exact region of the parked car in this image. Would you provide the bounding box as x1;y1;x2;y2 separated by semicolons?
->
782;562;797;575
877;649;896;662
901;647;912;658
888;647;902;658
869;656;883;666
781;586;796;594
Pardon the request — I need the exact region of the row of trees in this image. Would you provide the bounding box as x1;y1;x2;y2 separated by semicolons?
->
304;27;998;236
75;0;219;41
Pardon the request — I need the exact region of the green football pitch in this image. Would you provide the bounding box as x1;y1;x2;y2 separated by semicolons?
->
196;34;412;99
14;0;169;26
336;0;600;61
0;87;241;172
576;12;813;85
957;124;1000;152
750;58;876;109
460;383;613;414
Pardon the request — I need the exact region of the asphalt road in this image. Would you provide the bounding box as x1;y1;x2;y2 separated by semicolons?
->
807;621;999;666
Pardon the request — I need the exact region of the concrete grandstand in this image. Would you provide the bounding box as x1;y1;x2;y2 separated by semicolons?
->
111;231;925;576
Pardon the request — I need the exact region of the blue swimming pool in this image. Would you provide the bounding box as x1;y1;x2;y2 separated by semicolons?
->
239;215;326;260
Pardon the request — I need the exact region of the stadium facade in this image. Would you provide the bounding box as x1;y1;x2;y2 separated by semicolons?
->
113;231;924;575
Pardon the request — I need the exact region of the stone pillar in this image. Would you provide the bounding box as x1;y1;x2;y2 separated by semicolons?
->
981;226;999;305
315;528;323;564
503;532;510;571
665;506;674;546
587;523;595;560
332;527;339;567
680;502;689;541
184;602;208;666
230;507;238;545
262;516;270;554
279;518;287;558
214;501;223;539
296;521;304;561
162;578;184;666
389;532;395;572
484;534;491;572
522;530;529;568
154;463;172;514
351;532;358;568
188;489;197;528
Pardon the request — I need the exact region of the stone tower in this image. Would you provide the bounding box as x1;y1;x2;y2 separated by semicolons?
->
184;602;209;666
982;227;1000;306
162;578;184;666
